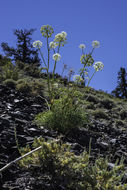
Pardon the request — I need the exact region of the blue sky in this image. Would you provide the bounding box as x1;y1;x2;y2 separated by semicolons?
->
1;0;127;93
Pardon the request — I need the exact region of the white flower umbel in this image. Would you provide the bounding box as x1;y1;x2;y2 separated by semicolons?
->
54;31;67;42
93;62;104;71
61;31;67;38
92;40;100;48
52;53;61;61
49;41;57;49
73;75;83;84
33;40;42;49
79;44;86;49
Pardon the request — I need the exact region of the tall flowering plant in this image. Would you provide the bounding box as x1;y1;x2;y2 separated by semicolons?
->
78;40;104;87
33;25;104;133
33;25;67;102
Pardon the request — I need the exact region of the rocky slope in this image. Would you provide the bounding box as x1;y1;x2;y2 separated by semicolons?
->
0;84;127;189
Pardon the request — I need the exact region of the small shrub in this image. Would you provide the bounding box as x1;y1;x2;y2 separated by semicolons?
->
34;99;87;133
16;78;44;95
34;88;88;133
0;61;19;81
19;138;127;190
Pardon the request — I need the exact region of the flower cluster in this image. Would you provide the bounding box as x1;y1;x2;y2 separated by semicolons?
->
40;25;54;38
33;40;42;49
52;53;61;62
73;75;83;84
49;41;57;49
54;31;67;46
79;44;86;49
80;54;94;66
92;40;100;48
93;61;104;71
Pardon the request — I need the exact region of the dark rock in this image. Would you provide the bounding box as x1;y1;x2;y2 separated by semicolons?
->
99;142;109;150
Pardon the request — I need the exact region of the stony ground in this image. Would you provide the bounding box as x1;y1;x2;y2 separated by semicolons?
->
0;84;127;189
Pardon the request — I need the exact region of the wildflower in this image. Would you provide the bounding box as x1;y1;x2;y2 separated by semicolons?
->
92;40;100;48
61;31;67;38
52;53;61;61
79;44;86;49
80;54;94;66
40;25;54;38
33;40;42;49
93;62;104;71
49;41;57;49
73;75;84;84
54;31;67;45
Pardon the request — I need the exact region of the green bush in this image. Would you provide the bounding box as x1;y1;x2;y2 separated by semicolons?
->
34;88;88;133
0;61;19;81
16;78;44;95
19;138;127;190
0;54;11;66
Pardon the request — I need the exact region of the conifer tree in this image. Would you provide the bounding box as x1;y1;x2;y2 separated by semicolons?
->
112;67;127;98
1;28;40;65
1;29;41;77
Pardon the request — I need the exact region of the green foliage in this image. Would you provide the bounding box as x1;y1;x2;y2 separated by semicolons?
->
23;63;42;77
19;138;127;190
1;29;40;64
16;78;44;95
0;54;11;66
34;87;88;133
0;61;19;81
15;61;42;78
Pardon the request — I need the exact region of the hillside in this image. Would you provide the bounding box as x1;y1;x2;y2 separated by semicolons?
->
0;76;127;189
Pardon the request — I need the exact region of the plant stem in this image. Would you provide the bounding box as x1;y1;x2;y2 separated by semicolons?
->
87;71;96;87
39;48;47;68
53;60;57;79
47;37;50;71
14;125;20;153
52;43;61;79
46;37;51;99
